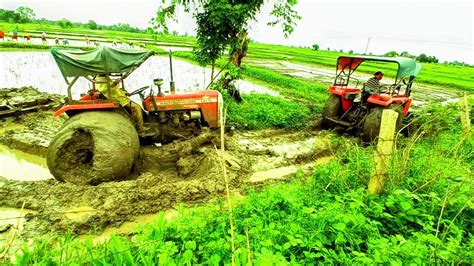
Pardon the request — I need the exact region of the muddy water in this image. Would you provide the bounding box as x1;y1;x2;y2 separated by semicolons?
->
0;144;53;181
0;52;278;99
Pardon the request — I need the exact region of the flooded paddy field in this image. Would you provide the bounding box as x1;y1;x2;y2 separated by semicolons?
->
0;52;278;100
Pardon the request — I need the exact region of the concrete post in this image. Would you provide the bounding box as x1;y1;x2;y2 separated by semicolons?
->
368;109;399;194
459;92;471;135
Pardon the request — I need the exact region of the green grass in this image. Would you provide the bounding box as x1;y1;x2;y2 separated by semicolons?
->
225;93;311;129
9;103;473;264
173;51;329;107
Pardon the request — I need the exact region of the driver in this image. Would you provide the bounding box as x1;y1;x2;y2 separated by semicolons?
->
364;71;386;94
95;76;145;132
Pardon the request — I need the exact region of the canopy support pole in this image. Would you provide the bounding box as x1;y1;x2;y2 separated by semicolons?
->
66;76;79;102
105;75;112;99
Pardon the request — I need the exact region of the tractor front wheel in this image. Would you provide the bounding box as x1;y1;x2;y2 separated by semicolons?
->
46;111;140;185
321;94;342;129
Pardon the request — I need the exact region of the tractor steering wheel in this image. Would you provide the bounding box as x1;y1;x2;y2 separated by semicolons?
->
128;86;150;96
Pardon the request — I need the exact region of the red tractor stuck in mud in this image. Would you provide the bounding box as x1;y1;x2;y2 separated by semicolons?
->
322;55;422;141
47;47;223;185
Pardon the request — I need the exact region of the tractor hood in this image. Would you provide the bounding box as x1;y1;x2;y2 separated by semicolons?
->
337;55;422;79
51;46;154;78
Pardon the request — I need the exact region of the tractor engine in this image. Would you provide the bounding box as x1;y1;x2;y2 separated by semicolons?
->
141;90;222;141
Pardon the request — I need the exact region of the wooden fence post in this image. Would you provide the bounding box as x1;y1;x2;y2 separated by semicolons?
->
368;109;399;194
459;92;471;135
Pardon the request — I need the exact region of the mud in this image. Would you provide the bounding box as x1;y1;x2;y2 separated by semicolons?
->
0;88;335;260
0;88;66;156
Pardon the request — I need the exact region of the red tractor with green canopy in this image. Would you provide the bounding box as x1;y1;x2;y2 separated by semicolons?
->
47;47;223;185
322;55;422;141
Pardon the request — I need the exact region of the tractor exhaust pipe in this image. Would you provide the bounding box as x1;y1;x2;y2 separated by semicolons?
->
169;50;175;94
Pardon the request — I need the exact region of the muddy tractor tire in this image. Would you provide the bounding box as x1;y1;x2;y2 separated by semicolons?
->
46;111;140;185
362;105;403;143
321;94;342;129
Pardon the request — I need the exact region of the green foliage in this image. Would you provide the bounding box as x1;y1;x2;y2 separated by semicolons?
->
417;53;439;63
87;20;97;30
0;7;35;23
312;43;319;51
154;0;300;85
224;92;311;129
57;18;73;28
384;50;399;57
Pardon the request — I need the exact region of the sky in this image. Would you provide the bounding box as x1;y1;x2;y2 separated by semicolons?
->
2;0;473;64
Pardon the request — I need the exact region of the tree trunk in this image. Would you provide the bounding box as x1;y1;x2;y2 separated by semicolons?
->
211;61;215;82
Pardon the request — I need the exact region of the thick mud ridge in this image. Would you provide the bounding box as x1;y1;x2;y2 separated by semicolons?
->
0;88;335;252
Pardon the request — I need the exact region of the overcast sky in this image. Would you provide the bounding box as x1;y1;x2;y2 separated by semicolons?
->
2;0;473;63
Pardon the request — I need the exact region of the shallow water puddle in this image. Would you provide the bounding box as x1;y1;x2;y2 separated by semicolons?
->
0;144;53;181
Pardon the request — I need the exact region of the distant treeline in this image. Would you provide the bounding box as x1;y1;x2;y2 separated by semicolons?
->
0;6;148;33
310;42;472;66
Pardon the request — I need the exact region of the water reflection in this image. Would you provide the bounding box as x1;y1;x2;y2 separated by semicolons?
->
0;145;53;181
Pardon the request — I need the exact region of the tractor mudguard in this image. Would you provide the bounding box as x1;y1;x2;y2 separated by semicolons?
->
54;101;118;117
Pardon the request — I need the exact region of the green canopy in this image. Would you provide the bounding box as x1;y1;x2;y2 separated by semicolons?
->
51;47;154;78
337;55;422;79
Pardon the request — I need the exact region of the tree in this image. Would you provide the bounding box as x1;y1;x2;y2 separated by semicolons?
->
15;7;35;23
400;51;412;57
416;53;439;63
0;7;35;23
0;9;19;22
87;20;98;30
58;18;73;28
384;51;399;57
152;0;301;100
312;43;319;51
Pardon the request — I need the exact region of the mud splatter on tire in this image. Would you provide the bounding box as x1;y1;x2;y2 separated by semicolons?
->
46;111;139;185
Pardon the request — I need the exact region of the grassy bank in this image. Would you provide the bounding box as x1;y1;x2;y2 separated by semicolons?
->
8;103;473;264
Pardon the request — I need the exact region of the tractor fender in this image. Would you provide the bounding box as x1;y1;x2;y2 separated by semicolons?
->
54;101;118;117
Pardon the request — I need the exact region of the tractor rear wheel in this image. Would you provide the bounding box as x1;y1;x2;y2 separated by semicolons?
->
46;111;140;185
321;94;342;129
362;105;403;143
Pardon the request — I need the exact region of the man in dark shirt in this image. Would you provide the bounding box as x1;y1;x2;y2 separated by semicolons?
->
364;71;385;94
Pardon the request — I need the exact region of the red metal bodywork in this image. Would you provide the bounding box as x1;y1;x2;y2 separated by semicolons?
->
327;86;361;111
143;90;221;128
54;101;117;117
327;85;412;116
54;90;221;128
